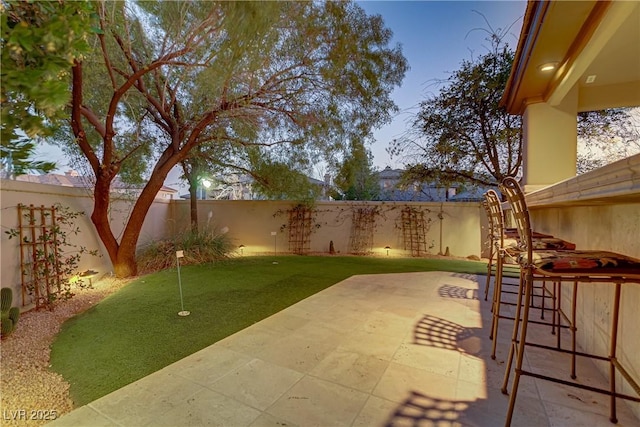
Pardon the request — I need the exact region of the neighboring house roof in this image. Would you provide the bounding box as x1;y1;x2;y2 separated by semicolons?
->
376;166;450;202
379;188;447;202
502;1;639;115
15;171;177;198
449;187;486;202
307;176;326;186
16;172;90;187
159;186;178;194
377;166;403;180
375;167;495;202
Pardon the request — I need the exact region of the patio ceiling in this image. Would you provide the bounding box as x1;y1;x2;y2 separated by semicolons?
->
502;0;640;115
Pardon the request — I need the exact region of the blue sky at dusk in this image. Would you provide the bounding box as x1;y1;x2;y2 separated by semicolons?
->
357;0;527;169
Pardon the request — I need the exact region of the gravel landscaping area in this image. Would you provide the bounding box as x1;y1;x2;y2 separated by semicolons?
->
1;278;128;426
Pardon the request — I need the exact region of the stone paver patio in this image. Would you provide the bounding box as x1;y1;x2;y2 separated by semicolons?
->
48;271;640;426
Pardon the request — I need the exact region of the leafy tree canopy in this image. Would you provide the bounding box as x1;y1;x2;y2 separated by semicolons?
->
1;0;95;174
576;108;639;174
390;33;521;188
48;0;407;277
390;29;638;188
333;140;380;200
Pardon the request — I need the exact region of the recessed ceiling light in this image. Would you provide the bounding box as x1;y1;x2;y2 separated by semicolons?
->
538;62;558;72
585;75;597;84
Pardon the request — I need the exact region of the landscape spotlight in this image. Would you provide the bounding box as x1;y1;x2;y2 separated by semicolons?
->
80;269;99;286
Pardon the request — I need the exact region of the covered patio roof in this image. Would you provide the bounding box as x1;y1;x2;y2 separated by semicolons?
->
501;0;640;115
498;0;640;192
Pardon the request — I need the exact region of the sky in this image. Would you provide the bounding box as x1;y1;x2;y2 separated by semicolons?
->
357;0;527;170
34;0;528;186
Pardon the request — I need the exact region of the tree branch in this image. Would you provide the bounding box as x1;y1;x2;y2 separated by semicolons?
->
70;62;100;174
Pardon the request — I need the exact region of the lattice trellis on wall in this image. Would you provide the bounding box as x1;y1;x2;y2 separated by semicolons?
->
287;205;314;254
401;206;429;257
16;204;63;309
349;207;376;254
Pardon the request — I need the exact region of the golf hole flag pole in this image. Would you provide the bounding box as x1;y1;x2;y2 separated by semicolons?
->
176;250;190;317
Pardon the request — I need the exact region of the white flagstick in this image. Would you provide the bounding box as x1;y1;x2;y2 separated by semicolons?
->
176;250;190;316
271;231;278;264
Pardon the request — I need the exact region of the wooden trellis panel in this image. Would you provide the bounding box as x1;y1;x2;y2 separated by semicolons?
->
349;208;376;254
287;206;313;254
17;204;63;309
401;207;428;257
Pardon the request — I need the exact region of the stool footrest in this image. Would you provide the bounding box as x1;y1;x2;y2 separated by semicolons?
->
612;358;640;396
523;341;609;361
520;368;640;403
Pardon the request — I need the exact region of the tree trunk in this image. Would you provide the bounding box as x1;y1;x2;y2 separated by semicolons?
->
113;251;137;278
189;177;199;232
90;173;119;268
98;160;178;278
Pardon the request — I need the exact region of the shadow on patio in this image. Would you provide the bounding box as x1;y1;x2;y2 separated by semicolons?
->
48;272;639;427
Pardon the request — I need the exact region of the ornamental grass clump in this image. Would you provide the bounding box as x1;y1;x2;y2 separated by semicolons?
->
137;229;234;274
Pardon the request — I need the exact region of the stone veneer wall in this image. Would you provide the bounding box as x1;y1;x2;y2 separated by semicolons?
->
530;203;640;420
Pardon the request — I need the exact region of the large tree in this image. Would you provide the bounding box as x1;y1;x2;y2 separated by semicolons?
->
390;34;521;187
50;0;406;277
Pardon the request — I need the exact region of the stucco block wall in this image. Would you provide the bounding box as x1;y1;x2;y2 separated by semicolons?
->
1;181;484;309
530;203;640;416
0;179;172;306
170;200;483;259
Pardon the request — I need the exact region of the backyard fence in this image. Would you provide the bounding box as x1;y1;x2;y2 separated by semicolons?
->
1;179;486;308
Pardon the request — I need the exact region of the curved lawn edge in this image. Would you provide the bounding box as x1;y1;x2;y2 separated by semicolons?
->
50;256;486;406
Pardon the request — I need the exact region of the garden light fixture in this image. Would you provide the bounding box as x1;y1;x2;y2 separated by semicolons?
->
79;269;99;286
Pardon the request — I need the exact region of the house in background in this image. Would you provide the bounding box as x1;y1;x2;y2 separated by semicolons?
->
182;172;334;201
376;166;451;201
205;174;255;200
376;166;490;202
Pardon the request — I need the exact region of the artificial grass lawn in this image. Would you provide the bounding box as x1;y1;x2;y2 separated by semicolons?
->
50;255;486;406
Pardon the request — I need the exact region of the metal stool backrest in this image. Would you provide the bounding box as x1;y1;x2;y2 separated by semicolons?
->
499;177;533;261
483;190;505;249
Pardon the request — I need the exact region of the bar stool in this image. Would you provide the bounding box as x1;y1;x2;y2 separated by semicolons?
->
482;191;562;302
481;194;519;302
499;177;640;426
482;190;575;360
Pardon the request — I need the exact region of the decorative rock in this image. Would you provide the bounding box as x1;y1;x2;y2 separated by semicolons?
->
0;278;128;426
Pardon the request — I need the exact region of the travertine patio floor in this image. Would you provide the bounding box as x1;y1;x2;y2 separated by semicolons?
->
48;271;639;426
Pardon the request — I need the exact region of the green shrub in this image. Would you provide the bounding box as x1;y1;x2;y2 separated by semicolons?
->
137;229;235;274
